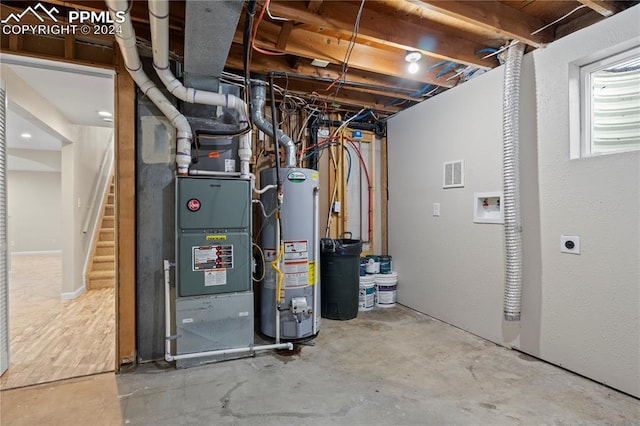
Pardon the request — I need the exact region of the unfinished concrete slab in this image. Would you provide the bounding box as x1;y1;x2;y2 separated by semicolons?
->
1;305;638;425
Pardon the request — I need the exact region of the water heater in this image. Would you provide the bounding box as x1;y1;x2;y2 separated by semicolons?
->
260;167;320;339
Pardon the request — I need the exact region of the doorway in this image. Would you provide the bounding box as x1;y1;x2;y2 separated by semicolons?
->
0;54;116;389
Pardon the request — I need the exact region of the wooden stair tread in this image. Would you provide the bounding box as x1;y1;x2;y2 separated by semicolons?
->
88;270;115;279
94;255;115;262
96;241;114;247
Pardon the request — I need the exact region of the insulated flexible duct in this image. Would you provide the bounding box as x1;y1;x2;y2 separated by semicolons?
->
502;42;525;321
250;82;296;167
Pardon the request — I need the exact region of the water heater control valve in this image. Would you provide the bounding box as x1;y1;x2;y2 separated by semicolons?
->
290;297;309;314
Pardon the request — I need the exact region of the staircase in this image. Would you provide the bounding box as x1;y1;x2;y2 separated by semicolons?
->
86;177;116;289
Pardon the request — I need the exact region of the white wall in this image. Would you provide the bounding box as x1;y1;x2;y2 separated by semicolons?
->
388;6;639;397
61;126;113;297
7;169;62;253
388;61;523;346
527;6;640;397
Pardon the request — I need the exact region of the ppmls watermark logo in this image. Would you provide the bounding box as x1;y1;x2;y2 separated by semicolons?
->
2;2;124;36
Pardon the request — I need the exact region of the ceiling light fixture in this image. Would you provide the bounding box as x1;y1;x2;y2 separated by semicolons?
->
20;132;32;138
98;111;112;117
405;50;422;74
102;117;113;123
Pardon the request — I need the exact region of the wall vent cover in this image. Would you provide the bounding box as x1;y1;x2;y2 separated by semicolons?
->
443;160;464;188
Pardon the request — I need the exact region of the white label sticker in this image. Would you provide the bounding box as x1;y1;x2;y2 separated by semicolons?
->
204;269;227;286
225;158;236;172
182;318;194;324
193;245;233;271
238;311;249;317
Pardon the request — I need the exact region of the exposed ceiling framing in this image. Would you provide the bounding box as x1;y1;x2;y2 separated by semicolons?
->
1;0;636;117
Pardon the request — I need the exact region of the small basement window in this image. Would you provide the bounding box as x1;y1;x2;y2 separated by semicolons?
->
580;47;640;156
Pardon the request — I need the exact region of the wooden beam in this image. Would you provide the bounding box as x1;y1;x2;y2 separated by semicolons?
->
42;0;185;30
8;34;22;52
380;134;388;256
238;20;456;87
577;0;622;17
276;21;294;51
114;60;136;370
307;0;323;12
227;43;425;94
383;0;553;48
267;1;496;69
64;35;75;60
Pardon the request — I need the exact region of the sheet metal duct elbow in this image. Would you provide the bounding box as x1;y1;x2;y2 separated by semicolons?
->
250;82;296;167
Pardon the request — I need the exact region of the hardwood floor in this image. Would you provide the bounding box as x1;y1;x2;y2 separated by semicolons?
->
0;254;115;390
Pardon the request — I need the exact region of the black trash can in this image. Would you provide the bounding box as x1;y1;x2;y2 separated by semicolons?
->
320;236;362;320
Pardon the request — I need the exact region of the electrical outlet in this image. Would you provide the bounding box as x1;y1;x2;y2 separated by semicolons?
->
561;235;580;254
432;203;440;217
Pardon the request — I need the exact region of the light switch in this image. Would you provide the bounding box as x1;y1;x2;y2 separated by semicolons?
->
433;203;440;217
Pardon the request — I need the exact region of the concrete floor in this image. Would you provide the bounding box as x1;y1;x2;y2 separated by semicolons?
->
1;305;638;425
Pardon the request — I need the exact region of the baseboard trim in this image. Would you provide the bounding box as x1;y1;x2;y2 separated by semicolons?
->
61;285;86;300
12;250;62;256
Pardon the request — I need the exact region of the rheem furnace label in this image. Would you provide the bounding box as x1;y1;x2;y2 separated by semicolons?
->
193;245;233;287
192;245;234;270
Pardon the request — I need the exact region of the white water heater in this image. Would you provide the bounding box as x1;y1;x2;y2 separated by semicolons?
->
260;167;320;339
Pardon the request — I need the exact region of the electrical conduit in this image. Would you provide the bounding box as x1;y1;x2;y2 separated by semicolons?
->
502;42;525;321
148;0;252;178
106;0;192;175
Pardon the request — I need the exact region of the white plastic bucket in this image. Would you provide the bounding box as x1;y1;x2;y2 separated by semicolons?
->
359;275;376;311
365;255;380;274
375;271;398;308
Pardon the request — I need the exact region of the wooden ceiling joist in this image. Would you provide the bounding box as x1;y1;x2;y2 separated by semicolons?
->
381;0;554;48
266;1;497;69
577;0;623;17
239;20;456;88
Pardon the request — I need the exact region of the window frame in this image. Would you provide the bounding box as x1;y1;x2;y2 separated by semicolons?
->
579;46;640;158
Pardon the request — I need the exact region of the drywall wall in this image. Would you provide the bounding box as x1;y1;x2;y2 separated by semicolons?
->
387;59;536;345
61;126;113;298
388;5;639;398
7;169;62;253
0;65;73;143
525;6;640;397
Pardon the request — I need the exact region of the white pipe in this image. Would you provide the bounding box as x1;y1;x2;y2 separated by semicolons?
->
312;186;320;335
164;258;292;362
188;170;242;178
167;343;293;362
106;0;192;176
163;259;173;360
148;0;252;178
254;184;277;194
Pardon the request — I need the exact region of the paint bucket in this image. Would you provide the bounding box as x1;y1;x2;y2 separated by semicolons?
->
379;255;392;274
359;274;376;311
365;255;380;274
360;257;368;277
375;271;398;308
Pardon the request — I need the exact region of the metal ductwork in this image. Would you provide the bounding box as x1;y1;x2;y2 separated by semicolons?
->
502;42;525;321
184;0;243;79
250;82;297;167
148;0;251;177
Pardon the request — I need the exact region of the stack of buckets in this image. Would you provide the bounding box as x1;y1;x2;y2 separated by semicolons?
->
358;254;398;311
